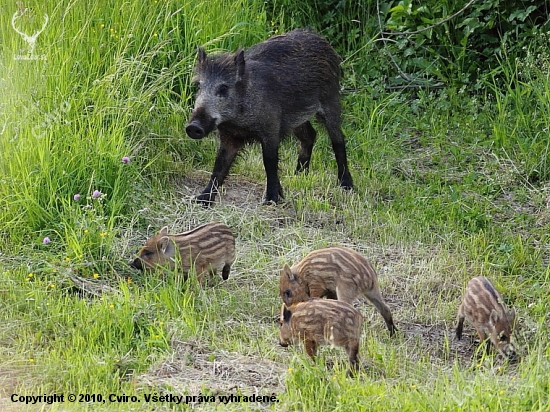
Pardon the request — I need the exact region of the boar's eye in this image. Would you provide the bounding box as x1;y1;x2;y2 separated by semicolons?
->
141;250;154;258
216;84;229;97
283;289;292;299
499;333;508;342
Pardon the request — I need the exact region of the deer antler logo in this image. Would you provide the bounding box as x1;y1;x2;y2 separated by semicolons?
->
11;5;48;60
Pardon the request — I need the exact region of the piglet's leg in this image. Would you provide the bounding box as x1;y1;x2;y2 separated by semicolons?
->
304;340;318;359
346;340;360;376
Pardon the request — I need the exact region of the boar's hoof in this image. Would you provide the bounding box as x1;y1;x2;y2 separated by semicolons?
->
262;186;284;205
194;193;216;207
196;199;215;208
185;122;206;139
339;177;354;191
347;363;359;377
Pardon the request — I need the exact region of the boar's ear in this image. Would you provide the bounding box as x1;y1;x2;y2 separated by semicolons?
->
281;264;296;281
158;226;169;236
507;308;516;322
489;309;500;325
197;47;207;64
281;264;291;278
234;49;245;81
282;305;292;323
158;236;172;255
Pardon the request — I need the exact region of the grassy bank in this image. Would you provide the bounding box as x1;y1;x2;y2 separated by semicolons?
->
1;0;549;411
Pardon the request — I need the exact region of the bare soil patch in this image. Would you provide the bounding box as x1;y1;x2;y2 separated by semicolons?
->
0;364;37;412
174;172;267;208
135;338;285;409
398;321;479;367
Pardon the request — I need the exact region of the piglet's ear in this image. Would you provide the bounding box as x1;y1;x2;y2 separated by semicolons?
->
235;49;245;80
281;264;293;280
159;226;169;236
489;309;500;325
159;236;171;255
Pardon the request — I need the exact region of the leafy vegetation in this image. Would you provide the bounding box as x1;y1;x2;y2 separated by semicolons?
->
1;0;549;411
268;0;550;88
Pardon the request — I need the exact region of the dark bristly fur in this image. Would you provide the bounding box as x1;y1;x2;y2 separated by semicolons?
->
278;299;363;374
279;246;397;336
456;276;518;361
186;29;353;205
129;222;235;284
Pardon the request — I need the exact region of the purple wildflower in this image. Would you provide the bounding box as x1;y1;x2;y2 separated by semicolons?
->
92;190;101;198
43;237;51;245
73;194;81;201
121;156;130;164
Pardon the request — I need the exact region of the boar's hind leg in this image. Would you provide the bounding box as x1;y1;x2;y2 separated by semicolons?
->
364;290;397;337
221;263;231;280
317;104;353;190
293;122;317;174
455;304;465;339
196;132;245;206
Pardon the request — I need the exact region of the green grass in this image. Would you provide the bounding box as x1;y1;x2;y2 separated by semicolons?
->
1;0;550;411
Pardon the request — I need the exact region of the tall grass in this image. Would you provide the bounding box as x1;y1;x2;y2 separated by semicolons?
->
488;35;550;183
0;0;267;250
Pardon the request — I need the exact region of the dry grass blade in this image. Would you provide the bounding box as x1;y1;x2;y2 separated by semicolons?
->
68;274;122;298
136;339;285;408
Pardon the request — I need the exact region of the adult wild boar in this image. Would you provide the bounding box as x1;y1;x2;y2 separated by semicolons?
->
186;29;354;205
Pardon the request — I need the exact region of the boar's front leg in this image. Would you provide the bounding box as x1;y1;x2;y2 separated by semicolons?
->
474;327;493;355
346;340;360;376
196;131;245;206
261;135;284;204
304;339;318;359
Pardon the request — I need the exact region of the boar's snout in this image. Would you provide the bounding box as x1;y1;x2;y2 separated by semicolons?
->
504;346;519;363
279;341;289;348
186;107;217;139
129;258;143;271
186;121;206;139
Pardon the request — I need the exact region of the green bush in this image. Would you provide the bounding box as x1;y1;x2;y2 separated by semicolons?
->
266;0;549;89
382;0;550;86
